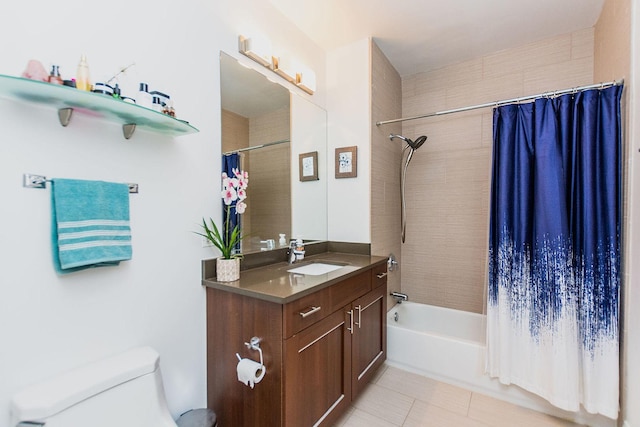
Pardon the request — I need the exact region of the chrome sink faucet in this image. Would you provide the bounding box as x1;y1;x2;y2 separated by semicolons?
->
287;240;305;264
287;241;298;264
261;239;275;250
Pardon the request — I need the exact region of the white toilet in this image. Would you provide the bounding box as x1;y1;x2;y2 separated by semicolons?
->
10;346;178;427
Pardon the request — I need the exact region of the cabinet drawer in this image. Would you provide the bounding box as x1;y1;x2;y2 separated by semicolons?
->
284;287;330;338
329;271;370;313
371;262;388;289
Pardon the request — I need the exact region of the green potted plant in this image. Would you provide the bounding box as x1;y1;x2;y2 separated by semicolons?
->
198;169;248;281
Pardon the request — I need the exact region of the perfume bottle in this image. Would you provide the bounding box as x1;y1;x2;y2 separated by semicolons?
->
48;65;63;85
75;54;91;91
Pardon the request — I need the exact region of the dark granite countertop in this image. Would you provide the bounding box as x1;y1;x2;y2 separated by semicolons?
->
202;251;387;304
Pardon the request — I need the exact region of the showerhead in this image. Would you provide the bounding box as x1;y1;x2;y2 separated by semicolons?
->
390;133;428;244
389;134;428;150
389;134;428;243
411;135;427;149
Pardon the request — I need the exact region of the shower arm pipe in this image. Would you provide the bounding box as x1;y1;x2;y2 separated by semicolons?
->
376;79;623;126
223;138;290;155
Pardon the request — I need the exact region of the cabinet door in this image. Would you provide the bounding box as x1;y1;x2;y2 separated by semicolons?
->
284;309;351;427
351;284;387;397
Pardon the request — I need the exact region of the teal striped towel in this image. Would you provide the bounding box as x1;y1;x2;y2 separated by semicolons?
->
51;179;132;274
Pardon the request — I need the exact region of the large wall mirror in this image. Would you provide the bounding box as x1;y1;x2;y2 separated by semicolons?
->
220;52;327;254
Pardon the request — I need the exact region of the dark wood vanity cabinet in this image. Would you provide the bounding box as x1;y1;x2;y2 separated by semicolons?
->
350;280;387;397
284;308;351;426
206;260;387;427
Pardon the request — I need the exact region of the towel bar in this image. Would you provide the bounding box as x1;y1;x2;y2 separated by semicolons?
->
23;173;139;194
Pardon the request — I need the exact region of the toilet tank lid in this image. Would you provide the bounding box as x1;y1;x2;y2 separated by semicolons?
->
11;346;160;422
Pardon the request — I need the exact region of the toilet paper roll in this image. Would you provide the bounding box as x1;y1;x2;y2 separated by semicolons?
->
237;358;266;389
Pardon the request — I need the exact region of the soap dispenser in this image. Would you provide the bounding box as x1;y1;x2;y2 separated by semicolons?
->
279;234;287;247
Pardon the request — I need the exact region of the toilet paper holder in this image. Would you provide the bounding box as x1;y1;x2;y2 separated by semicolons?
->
236;336;264;367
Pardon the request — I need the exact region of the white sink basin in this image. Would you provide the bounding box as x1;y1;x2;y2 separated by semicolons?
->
287;262;344;275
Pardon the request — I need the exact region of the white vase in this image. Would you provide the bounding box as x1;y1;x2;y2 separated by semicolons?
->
216;258;240;282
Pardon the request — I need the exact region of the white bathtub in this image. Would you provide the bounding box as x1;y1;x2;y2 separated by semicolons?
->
386;301;615;427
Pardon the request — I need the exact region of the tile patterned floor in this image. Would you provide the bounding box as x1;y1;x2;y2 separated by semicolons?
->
332;365;583;427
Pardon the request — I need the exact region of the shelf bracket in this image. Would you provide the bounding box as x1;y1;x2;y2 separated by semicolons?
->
58;108;73;127
122;123;136;140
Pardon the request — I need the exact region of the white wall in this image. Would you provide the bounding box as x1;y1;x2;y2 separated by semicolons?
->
326;38;372;243
0;0;325;425
291;93;328;240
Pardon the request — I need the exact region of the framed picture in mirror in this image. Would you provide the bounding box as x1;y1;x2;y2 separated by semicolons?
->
335;146;357;178
299;151;319;181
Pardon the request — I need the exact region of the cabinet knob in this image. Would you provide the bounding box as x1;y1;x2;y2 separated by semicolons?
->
299;306;321;318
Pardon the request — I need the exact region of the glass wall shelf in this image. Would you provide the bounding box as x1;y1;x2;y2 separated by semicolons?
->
0;74;199;139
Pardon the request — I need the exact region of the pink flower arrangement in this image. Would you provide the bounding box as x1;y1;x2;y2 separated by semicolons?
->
198;169;249;259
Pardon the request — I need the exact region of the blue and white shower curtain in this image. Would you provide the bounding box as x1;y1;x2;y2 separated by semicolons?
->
487;85;622;419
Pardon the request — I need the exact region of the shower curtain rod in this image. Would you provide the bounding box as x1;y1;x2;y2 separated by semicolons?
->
376;79;623;126
223;138;290;155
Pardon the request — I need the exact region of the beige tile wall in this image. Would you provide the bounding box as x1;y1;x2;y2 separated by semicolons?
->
371;41;403;310
221;107;291;249
244;143;291;245
246;107;291;247
221;109;250;153
594;0;630;83
399;29;595;313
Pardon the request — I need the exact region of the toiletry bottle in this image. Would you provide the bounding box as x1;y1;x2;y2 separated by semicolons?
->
48;65;63;85
75;54;91;91
112;83;121;99
279;234;287;247
137;82;153;108
151;96;163;112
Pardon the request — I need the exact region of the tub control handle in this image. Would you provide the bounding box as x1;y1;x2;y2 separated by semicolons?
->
299;306;321;318
377;272;388;279
355;305;362;328
347;309;354;334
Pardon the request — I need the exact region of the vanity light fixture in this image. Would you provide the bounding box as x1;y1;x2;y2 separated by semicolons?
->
272;56;296;83
296;68;316;95
238;34;315;95
238;34;272;68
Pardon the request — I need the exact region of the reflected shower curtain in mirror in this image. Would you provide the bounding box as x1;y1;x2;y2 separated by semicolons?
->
487;85;622;418
222;153;241;253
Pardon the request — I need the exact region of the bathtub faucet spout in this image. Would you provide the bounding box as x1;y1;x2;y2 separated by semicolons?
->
390;291;408;304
